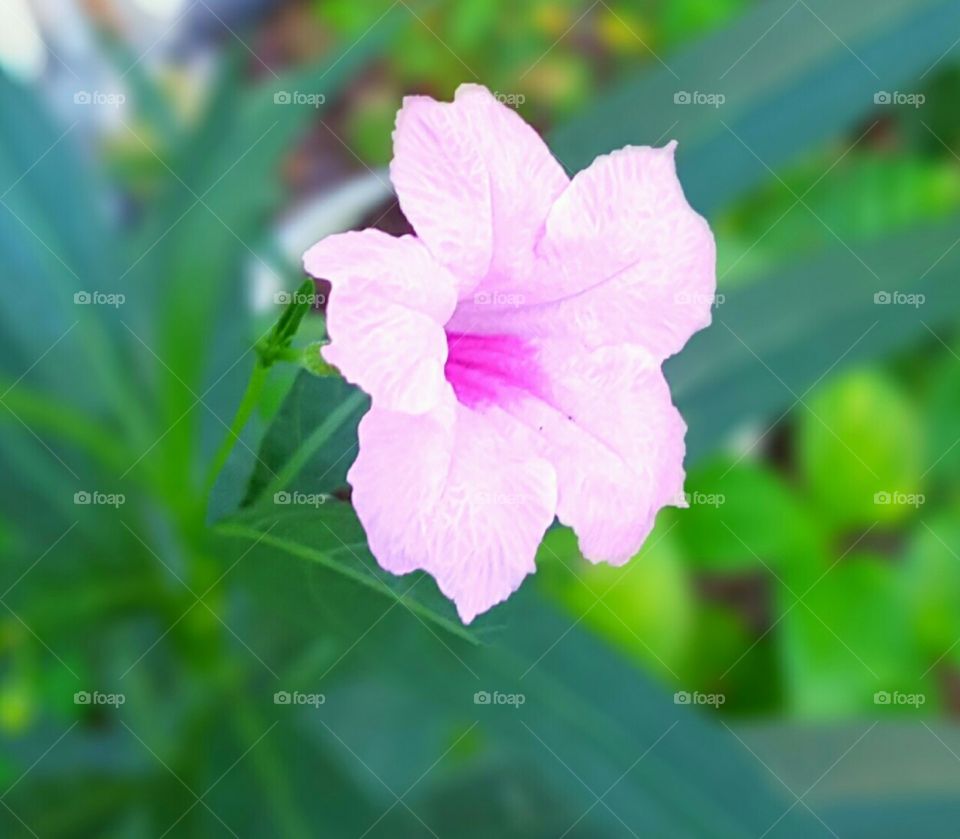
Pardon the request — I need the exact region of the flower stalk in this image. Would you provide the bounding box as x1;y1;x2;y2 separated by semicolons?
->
204;279;333;495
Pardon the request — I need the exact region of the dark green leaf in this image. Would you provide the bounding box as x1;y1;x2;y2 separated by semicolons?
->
551;0;960;215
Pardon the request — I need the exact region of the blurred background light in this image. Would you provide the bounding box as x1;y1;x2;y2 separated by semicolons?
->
0;0;46;81
131;0;188;20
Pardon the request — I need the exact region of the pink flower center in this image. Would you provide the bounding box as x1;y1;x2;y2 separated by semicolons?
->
444;331;544;410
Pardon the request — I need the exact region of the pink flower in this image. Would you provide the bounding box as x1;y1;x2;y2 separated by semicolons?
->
304;84;715;623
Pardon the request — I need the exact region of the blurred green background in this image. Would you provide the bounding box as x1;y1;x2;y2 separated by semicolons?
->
3;0;960;836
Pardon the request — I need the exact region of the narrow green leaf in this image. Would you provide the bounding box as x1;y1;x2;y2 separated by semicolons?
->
215;505;477;644
551;0;960;214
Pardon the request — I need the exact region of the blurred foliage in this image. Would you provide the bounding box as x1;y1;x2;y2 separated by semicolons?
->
314;0;750;164
4;0;960;834
716;152;960;282
799;370;925;529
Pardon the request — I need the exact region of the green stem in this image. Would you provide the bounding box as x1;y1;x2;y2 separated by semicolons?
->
204;281;327;500
272;347;303;363
204;361;269;496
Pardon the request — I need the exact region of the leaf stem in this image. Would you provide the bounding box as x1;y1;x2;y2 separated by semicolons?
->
205;279;325;498
204;360;269;496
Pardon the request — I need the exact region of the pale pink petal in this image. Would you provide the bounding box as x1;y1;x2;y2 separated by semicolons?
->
451;143;715;360
481;339;687;564
305;98;715;622
303;230;457;414
426;324;686;565
534;342;686;563
391;84;568;295
348;398;558;623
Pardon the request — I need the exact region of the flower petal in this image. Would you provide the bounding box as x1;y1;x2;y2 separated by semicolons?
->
348;398;558;623
303;230;458;414
455;143;715;359
502;341;687;564
391;84;568;295
541;143;715;357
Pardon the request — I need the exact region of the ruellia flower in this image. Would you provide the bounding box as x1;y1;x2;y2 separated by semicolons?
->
304;84;715;623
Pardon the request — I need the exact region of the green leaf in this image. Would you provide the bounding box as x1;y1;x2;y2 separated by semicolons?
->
117;31;393;485
732;721;960;837
717;152;960;283
304;591;823;837
924;349;960;488
778;552;926;717
797;370;924;528
537;522;696;679
550;0;960;214
215;504;476;644
659;0;750;46
668;217;960;464
677;457;823;572
0;72;148;444
900;513;960;660
242;371;369;508
682;604;777;711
